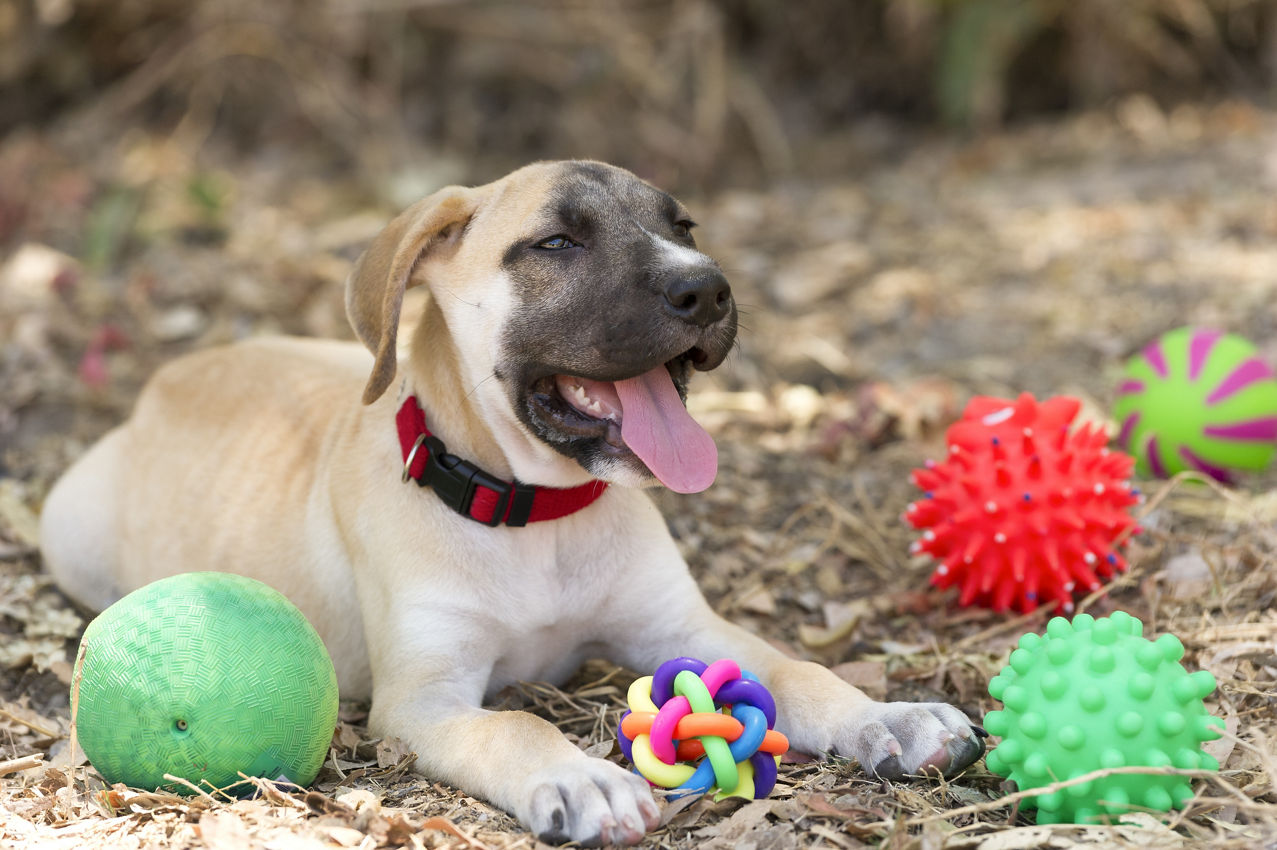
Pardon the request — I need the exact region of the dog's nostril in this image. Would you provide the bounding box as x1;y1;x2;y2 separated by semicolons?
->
662;272;732;327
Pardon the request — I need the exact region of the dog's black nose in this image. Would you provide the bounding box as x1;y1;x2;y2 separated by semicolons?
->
661;271;732;327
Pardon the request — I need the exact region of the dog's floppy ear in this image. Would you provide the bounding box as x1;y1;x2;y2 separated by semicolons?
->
346;186;479;404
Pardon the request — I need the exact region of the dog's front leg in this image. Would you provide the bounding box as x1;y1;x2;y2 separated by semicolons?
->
366;639;659;847
609;573;985;781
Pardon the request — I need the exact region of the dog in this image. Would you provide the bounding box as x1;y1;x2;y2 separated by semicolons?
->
40;160;983;845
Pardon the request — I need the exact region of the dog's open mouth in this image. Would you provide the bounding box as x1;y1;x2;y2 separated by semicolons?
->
527;353;718;493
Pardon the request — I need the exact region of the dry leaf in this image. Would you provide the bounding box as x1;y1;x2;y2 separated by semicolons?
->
199;811;257;850
375;736;417;769
830;661;887;701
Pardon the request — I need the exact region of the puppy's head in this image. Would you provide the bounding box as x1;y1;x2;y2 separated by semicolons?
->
346;160;737;493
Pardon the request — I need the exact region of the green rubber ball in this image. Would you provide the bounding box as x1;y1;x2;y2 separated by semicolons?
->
72;572;339;795
984;611;1223;824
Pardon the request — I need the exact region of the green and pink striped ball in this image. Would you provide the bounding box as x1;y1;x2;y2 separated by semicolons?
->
1114;327;1277;483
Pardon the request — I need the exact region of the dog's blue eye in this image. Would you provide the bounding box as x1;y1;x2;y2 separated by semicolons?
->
536;236;575;250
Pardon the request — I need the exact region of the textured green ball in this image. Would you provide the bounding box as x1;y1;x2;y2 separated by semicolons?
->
1114;327;1277;482
73;572;339;795
984;611;1223;824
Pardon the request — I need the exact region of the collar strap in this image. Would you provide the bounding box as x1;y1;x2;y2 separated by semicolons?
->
396;396;608;527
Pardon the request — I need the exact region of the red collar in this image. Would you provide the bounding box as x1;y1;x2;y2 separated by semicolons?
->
396;396;608;527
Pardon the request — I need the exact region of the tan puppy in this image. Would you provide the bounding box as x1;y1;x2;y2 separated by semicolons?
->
41;161;982;846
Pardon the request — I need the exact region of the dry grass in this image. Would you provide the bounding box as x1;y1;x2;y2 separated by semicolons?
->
2;0;1273;190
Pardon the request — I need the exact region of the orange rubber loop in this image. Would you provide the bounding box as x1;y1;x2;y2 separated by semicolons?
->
621;712;788;756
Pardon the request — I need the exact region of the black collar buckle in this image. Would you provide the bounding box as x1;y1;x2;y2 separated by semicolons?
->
409;435;534;527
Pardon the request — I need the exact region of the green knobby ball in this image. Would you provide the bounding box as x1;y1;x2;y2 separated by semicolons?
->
73;572;339;795
984;611;1223;824
1114;327;1277;483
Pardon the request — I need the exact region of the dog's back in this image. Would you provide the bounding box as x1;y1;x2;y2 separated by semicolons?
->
40;337;376;691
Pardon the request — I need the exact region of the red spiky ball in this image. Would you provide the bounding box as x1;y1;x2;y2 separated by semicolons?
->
904;393;1141;613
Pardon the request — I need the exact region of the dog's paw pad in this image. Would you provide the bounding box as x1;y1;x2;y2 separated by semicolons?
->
845;702;984;780
521;759;659;846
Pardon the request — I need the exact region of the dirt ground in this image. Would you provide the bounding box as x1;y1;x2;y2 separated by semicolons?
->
2;97;1277;849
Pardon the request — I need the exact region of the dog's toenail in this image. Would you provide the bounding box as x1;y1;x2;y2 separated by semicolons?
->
872;754;904;779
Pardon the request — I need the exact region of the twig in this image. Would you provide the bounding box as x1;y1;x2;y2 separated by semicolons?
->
329;746;348;781
859;766;1227;830
163;773;218;801
69;636;87;795
0;753;45;776
0;706;61;740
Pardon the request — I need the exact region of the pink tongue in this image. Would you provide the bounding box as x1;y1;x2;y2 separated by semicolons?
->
614;366;718;493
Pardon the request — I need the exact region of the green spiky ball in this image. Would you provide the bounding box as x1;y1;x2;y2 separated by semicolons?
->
984;611;1222;824
73;572;339;795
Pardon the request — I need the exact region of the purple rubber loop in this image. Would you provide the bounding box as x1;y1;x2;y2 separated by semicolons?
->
617;710;634;762
715;678;778;728
651;657;707;706
1207;358;1274;405
1188;329;1222;380
1204;417;1277;442
750;750;778;798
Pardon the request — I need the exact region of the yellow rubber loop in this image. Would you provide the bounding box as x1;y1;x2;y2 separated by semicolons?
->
673;669;737;793
626;676;659;714
630;734;695;789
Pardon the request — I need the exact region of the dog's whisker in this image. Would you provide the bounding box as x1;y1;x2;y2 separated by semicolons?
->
445;290;481;308
465;372;497;401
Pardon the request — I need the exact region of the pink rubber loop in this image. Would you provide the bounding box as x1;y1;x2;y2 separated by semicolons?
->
699;659;741;699
650;695;692;764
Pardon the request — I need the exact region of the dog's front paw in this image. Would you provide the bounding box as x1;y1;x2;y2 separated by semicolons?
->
841;702;986;780
519;758;661;847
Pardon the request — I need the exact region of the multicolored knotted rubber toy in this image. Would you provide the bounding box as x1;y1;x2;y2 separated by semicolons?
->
617;657;789;800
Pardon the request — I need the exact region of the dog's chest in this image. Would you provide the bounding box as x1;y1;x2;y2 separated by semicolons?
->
477;526;624;689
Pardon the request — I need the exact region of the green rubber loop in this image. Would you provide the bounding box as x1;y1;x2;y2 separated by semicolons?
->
673;669;737;792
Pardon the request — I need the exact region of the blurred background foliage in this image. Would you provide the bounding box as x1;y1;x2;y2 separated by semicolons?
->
1;0;1274;193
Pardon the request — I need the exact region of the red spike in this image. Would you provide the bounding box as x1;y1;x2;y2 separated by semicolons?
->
959;568;982;606
1042;538;1062;575
1056;508;1086;530
1010;545;1028;583
912;469;942;490
992;576;1016;611
962;532;986;565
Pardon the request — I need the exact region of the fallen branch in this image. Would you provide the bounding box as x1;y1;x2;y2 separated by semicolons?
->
0;753;45;776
